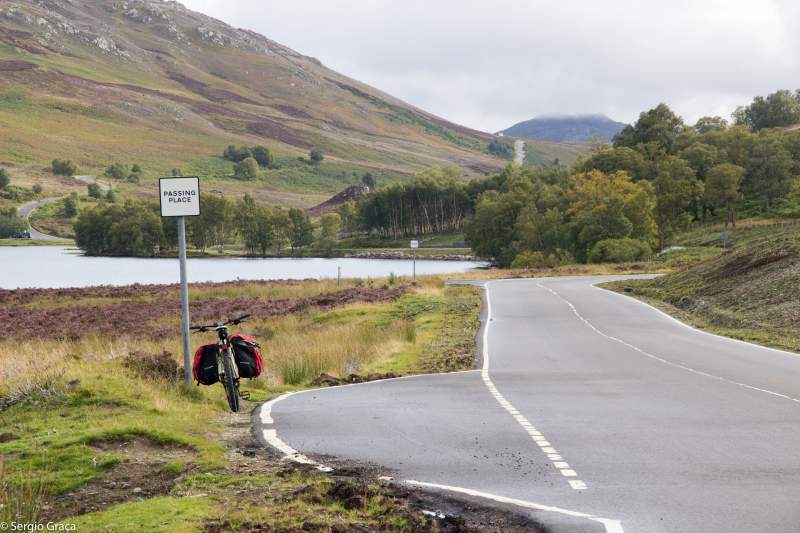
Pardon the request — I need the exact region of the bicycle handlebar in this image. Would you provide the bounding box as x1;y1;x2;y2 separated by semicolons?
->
190;314;251;332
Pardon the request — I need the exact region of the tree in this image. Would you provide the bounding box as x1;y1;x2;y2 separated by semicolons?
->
223;145;253;162
579;146;648;181
188;194;232;251
734;89;800;131
317;213;340;256
234;157;259;180
745;134;793;208
0;207;27;238
87;182;102;199
613;103;685;153
237;196;274;256
361;172;376;190
704;163;744;229
309;149;324;165
52;159;77;176
270;207;292;251
694;116;728;134
338;201;358;235
63;192;79;218
679;143;719;181
251;146;273;167
0;169;9;190
288;208;313;251
75;202;165;256
652;157;701;251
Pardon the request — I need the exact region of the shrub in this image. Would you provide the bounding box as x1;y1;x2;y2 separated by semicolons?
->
309;149;324;165
588;238;652;263
51;159;77;176
32;183;42;195
123;351;179;382
62;192;79;218
87;182;102;199
511;251;550;269
251;146;273;167
0;169;9;189
105;163;128;180
223;145;253;162
234;157;259;180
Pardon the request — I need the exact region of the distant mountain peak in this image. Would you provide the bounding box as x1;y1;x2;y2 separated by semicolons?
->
498;114;626;143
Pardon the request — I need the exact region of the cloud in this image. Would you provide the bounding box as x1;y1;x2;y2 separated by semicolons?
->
181;0;800;132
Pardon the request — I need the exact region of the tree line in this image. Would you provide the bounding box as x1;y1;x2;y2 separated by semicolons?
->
74;193;331;257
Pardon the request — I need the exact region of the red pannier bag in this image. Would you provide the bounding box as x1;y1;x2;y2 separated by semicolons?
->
230;334;264;379
193;344;219;385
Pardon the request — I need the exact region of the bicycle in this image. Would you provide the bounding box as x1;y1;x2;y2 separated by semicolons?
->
191;314;252;412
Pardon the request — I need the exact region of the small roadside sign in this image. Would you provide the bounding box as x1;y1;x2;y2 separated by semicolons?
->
410;240;419;249
159;177;200;217
159;176;201;384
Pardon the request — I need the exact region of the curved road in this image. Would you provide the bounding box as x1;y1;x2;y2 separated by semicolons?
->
17;197;66;241
255;276;800;532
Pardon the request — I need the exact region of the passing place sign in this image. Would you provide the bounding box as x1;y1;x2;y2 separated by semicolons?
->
159;177;200;217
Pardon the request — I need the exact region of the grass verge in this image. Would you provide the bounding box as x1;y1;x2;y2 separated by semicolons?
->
0;277;483;531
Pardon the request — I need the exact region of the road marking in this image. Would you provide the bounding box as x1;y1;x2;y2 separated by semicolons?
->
482;282;588;490
405;480;623;533
541;282;800;406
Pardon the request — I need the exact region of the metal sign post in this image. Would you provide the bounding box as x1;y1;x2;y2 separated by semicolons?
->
159;177;201;385
410;240;419;284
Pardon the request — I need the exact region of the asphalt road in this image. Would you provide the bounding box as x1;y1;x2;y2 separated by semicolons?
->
17;197;66;241
255;276;800;532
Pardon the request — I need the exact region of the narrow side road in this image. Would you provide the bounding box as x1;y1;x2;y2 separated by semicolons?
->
255;276;800;532
17;197;67;241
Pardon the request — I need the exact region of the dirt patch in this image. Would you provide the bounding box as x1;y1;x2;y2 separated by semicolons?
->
707;251;790;281
247;118;311;149
270;103;313;120
0;60;37;71
310;372;400;387
0;433;18;443
168;72;260;105
43;437;193;522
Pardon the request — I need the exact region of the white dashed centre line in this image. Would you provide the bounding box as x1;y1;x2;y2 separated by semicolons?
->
482;282;587;490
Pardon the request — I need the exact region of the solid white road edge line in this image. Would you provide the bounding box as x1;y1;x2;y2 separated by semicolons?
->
481;282;589;490
404;480;624;533
541;282;800;406
593;283;800;358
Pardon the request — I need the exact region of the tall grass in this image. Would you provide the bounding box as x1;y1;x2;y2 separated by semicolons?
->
263;315;404;385
0;341;67;411
0;458;48;525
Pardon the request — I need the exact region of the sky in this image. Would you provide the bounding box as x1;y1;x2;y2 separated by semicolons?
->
181;0;800;133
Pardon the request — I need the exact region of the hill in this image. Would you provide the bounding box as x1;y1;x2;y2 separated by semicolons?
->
0;0;504;207
499;114;626;143
609;221;800;352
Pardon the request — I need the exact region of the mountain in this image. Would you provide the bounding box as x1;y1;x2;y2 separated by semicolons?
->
499;114;626;143
0;0;505;207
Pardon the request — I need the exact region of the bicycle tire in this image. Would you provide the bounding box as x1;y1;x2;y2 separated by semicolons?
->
222;350;240;412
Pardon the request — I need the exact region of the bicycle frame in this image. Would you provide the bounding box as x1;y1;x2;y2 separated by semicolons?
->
214;325;239;382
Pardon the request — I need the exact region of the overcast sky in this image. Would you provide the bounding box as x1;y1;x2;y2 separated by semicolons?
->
181;0;800;133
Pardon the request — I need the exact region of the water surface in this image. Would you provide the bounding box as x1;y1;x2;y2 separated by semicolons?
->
0;247;487;289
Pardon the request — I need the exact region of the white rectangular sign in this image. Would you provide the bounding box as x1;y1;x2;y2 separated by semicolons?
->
160;177;200;217
410;240;419;249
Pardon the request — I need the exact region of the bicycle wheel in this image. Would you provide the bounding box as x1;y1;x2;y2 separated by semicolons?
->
221;350;240;412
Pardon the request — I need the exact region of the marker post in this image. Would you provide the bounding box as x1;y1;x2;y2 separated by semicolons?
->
410;240;419;284
159;177;201;385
